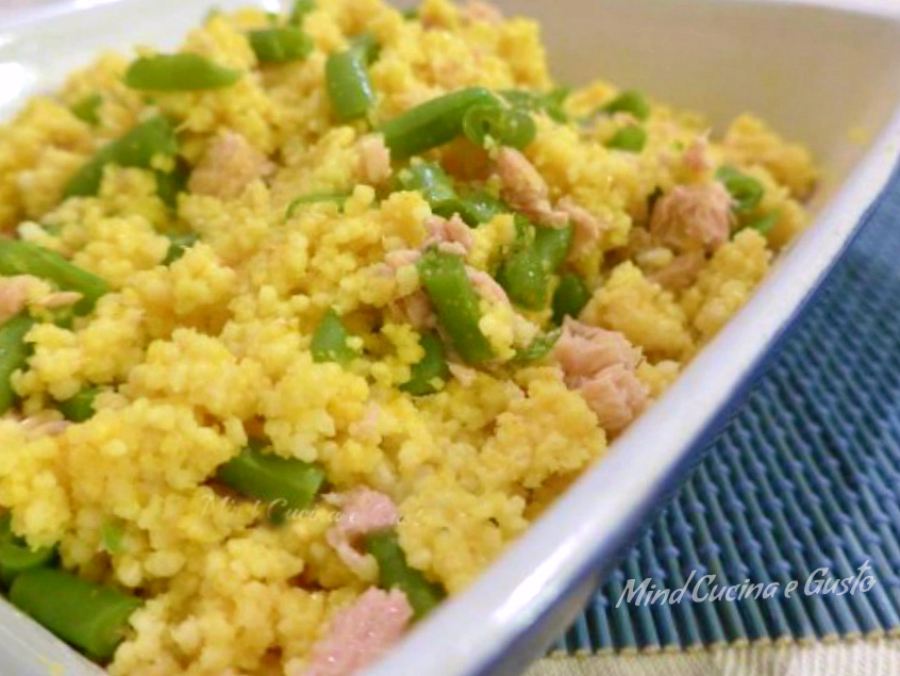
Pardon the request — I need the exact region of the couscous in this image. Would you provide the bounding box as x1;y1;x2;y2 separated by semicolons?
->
0;1;817;674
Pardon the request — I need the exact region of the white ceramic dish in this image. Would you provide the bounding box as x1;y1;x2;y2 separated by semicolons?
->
1;0;899;674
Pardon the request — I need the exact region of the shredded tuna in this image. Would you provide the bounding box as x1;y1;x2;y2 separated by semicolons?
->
358;134;392;186
649;182;732;253
462;0;504;23
683;134;712;173
188;130;273;200
553;318;648;434
558;197;604;259
424;214;473;255
649;251;706;290
0;276;31;324
467;268;509;304
20;417;71;438
449;363;478;387
495;148;569;229
393;291;435;330
298;588;413;676
348;404;381;442
326;488;398;578
384;249;421;270
34;291;83;310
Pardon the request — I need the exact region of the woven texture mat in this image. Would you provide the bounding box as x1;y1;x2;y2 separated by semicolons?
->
551;163;900;656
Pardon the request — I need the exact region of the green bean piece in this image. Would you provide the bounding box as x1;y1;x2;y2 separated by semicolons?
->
496;246;548;311
605;125;646;153
289;0;315;25
397;162;460;217
716;166;764;214
363;530;444;620
311;309;358;365
65;115;178;198
402;7;419;20
513;328;561;364
9;568;142;661
500;88;568;124
351;33;381;64
101;519;126;555
552;273;591;325
381;87;497;159
533;223;573;273
457;190;509;227
0;315;34;416
326;48;375;123
57;386;100;423
602;90;650;121
745;211;779;236
0;240;109;315
285;192;349;219
161;233;198;265
155;159;190;209
71;94;102;126
248;26;314;63
124;53;241;91
462;103;536;150
0;514;56;587
400;332;449;396
417;247;494;364
217;441;327;519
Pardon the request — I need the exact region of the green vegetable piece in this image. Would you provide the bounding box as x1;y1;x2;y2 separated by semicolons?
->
417;247;494;364
71;94;102;126
363;529;444;620
402;7;419;20
163;233;199;265
552;273;590;325
216;441;327;518
500;88;569;124
248;26;314;63
605;125;647;152
0;514;56;587
326;48;375;123
57;386;100;423
289;0;315;25
124;53;241;91
533;224;573;273
0;315;34;416
746;211;779;236
101;519;126;555
285;192;349;219
462;103;536;150
457;190;509;227
155;159;190;210
311;309;358;365
351;34;381;64
400;332;449;396
716;166;765;214
513;328;561;364
381;87;497;159
398;162;460;216
496;246;548;310
65;115;178;198
602;90;650;121
0;240;109;315
9;568;142;661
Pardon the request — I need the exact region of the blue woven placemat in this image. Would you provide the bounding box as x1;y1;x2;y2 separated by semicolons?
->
554;163;900;654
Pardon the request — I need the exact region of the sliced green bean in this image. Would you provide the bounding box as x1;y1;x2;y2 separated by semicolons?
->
605;125;646;152
311;309;358;365
326;48;375;123
457;190;509;227
602;90;650;121
57;386;100;423
285;192;348;219
162;233;199;265
217;441;327;519
70;94;102;127
745;211;779;236
397;162;460;217
500;88;568;124
101;519;126;555
381;87;497;159
155;159;190;210
496;246;548;310
552;273;590;325
417;247;494;364
363;529;444;620
400;332;449;396
124;54;241;91
716;166;765;215
0;241;108;315
402;7;419;20
10;568;142;661
513;328;561;364
463;103;536;150
289;0;315;25
533;223;573;273
0;315;33;416
65;115;178;198
0;514;56;587
351;34;381;64
249;26;313;63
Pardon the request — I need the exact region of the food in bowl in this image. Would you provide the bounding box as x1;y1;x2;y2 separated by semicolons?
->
0;0;817;674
